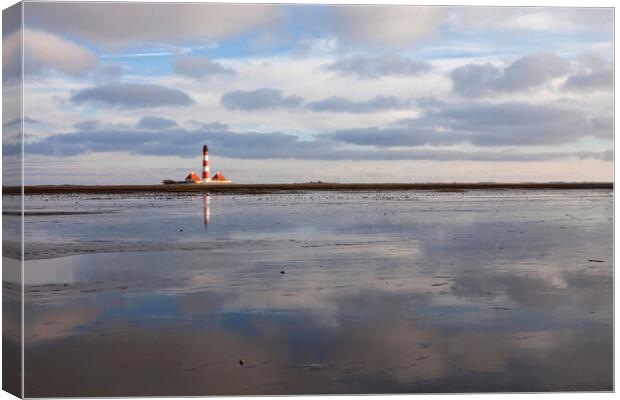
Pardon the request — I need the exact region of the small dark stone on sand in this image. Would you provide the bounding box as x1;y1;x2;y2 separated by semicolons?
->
238;359;245;365
280;271;285;274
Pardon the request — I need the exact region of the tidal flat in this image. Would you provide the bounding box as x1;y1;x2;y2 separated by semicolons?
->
5;189;613;396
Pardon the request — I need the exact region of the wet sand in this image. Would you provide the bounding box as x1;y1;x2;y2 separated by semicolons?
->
2;181;614;195
7;189;612;396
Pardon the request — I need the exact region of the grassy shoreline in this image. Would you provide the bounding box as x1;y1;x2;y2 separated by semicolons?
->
2;182;613;195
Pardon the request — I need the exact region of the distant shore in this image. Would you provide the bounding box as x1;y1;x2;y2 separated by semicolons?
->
2;182;613;195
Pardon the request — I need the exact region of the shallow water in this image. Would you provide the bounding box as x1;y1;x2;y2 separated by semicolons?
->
12;190;613;395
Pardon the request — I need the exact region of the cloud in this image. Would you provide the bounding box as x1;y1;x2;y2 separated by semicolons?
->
327;6;445;47
3;2;21;38
454;7;613;35
590;115;613;134
221;89;413;113
494;53;568;91
424;101;611;146
70;82;194;108
93;63;128;83
329;100;612;147
73;120;103;131
2;28;22;84
25;124;610;163
25;126;330;160
340;149;611;162
25;3;286;47
4;116;40;129
451;53;568;97
221;88;303;111
4;29;99;81
562;53;613;92
23;97;613;163
136;116;178;130
324;54;432;79
173;55;236;79
500;8;613;33
187;121;229;131
564;70;613;92
24;30;99;77
449;64;501;97
601;150;614;161
329;127;465;147
99;42;217;59
307;96;412;113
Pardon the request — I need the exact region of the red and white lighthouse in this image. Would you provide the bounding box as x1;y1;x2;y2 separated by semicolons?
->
179;144;231;184
202;144;210;181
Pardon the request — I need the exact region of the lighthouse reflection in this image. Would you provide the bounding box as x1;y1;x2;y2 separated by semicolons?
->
203;192;210;225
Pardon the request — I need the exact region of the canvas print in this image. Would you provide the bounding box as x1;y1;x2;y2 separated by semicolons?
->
2;1;614;397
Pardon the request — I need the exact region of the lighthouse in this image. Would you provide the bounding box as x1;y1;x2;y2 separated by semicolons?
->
202;144;210;181
180;144;232;184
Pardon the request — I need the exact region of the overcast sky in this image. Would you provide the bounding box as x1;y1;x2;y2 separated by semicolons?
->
3;2;614;184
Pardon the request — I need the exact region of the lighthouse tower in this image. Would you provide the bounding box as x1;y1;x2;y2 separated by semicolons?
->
202;144;210;181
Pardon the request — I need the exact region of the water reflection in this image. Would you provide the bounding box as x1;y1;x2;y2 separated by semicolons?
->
203;192;210;225
22;190;613;396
